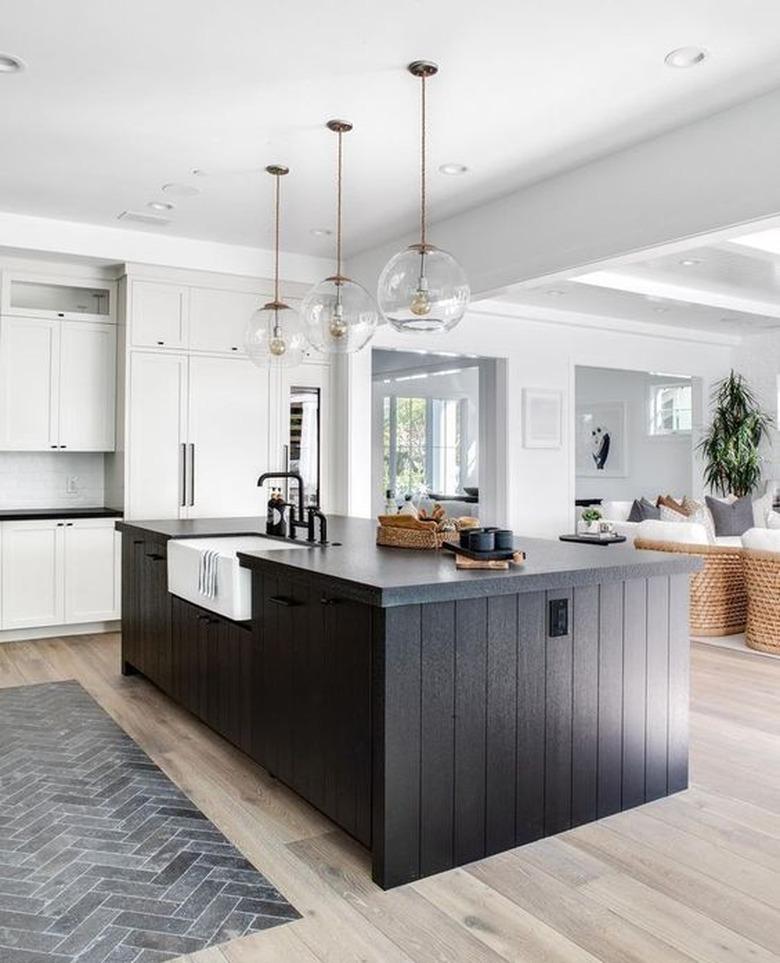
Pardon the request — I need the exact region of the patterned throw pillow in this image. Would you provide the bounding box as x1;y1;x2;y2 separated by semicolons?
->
657;495;688;515
659;504;688;524
682;496;716;543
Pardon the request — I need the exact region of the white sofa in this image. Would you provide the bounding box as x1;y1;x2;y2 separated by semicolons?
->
601;490;775;548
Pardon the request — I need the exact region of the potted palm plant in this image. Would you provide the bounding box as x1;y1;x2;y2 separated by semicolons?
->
698;371;773;497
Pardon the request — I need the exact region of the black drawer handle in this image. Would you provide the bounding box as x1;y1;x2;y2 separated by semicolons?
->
145;552;165;561
268;595;299;607
320;597;340;606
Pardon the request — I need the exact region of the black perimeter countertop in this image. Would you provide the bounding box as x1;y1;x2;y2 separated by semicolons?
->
0;507;123;521
116;515;701;608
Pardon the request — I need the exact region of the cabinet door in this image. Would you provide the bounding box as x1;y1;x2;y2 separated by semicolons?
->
0;317;59;450
186;355;269;517
0;520;64;628
137;539;171;687
189;287;262;355
59;322;116;451
121;534;144;673
131;281;189;349
63;519;120;623
127;352;188;519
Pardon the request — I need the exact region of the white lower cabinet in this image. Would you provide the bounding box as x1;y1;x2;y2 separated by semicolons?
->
0;517;120;630
63;520;121;623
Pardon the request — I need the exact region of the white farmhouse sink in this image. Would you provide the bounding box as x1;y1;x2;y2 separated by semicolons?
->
167;536;308;621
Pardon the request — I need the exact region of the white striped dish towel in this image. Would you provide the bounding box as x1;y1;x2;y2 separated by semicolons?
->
198;549;220;599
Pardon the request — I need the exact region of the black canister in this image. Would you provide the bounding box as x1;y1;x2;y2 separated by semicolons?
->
460;527;479;548
494;530;514;550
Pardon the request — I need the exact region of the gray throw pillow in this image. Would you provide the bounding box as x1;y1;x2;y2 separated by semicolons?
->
628;498;661;523
705;495;754;537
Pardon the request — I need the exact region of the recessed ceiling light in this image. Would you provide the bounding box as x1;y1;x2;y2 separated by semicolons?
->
653;306;670;314
665;46;708;69
310;228;333;237
439;163;469;176
147;201;174;212
679;258;702;266
161;183;200;197
0;53;25;73
545;289;566;296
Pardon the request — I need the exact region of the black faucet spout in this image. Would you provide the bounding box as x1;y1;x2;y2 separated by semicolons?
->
257;471;306;527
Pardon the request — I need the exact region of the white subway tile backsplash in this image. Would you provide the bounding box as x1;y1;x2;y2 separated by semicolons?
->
0;453;105;508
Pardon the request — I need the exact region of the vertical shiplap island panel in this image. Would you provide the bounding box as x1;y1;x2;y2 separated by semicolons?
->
373;573;691;889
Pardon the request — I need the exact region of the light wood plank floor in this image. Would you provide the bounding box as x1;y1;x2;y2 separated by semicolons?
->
1;634;778;962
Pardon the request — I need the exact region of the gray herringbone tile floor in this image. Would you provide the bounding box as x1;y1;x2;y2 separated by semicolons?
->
0;680;300;962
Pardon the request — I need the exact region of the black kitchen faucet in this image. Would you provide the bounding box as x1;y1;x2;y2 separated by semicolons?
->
257;472;328;544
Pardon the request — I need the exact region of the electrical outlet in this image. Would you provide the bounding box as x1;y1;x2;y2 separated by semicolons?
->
548;597;569;638
66;475;79;496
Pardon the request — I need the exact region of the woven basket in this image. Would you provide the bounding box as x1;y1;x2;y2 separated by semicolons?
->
634;537;746;637
376;524;447;550
743;549;780;653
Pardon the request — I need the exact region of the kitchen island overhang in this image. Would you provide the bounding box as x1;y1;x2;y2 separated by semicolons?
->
117;515;701;889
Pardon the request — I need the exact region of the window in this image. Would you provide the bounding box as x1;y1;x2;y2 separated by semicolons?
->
649;381;692;435
383;396;465;496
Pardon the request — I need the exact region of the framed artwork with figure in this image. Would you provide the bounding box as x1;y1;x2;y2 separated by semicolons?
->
576;402;628;477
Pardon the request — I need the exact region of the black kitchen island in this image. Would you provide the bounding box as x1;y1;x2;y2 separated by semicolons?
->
116;515;700;889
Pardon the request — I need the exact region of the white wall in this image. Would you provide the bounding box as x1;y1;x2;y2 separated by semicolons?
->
340;307;735;537
731;330;780;485
0;453;105;509
575;367;693;502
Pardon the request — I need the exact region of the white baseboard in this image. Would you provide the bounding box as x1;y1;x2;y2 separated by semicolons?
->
0;621;120;644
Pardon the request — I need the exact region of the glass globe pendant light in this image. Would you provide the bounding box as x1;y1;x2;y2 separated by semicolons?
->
301;120;378;353
244;165;307;368
377;61;470;334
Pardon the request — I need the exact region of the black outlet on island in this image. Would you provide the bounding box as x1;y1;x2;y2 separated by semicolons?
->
548;597;569;638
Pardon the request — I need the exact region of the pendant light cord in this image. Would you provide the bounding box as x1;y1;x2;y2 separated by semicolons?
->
273;172;281;304
420;73;427;249
336;129;343;279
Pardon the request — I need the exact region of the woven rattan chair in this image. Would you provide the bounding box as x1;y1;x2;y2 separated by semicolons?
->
742;532;780;653
634;537;746;637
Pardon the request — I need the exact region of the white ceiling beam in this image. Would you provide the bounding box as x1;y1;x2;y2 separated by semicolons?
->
0;210;335;283
349;85;780;296
570;269;780;319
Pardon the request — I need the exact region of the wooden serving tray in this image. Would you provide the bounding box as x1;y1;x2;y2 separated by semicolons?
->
441;540;516;561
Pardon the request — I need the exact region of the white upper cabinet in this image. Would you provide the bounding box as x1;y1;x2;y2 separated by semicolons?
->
0;316;115;452
131;280;189;349
59;322;116;451
0;317;59;450
3;276;115;323
189;287;260;355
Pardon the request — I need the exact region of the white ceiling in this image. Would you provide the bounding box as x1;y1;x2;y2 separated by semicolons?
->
4;1;780;258
498;230;780;336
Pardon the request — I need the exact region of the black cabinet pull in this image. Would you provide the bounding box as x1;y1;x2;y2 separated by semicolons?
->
320;597;340;606
145;552;165;561
268;595;299;607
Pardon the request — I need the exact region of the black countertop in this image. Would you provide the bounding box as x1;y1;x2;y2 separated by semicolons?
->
117;515;701;608
0;507;123;521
